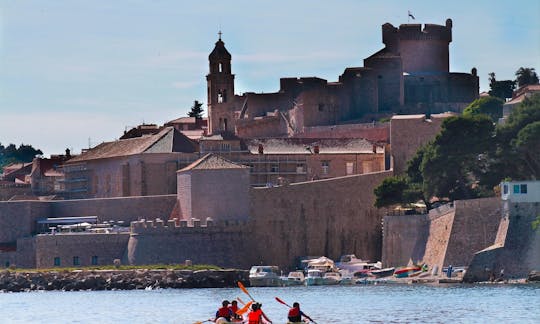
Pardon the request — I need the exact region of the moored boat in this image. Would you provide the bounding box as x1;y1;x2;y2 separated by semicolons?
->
370;267;395;278
393;265;422;278
305;269;324;286
281;271;305;286
322;272;341;285
249;265;281;287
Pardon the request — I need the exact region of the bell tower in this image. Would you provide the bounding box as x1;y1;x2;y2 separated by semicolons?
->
206;31;235;134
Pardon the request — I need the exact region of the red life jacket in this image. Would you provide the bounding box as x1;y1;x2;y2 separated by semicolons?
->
248;309;262;323
229;305;239;313
288;307;301;322
217;306;231;319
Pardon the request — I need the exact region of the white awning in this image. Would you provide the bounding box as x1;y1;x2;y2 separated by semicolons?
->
37;216;98;224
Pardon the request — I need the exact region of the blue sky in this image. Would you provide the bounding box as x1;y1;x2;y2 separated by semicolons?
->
1;0;539;156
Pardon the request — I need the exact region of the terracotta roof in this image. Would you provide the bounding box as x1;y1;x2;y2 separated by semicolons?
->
67;127;196;163
246;138;384;154
179;153;248;171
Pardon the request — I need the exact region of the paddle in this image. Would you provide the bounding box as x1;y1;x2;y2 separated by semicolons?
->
237;281;256;302
236;301;253;316
237;297;246;305
275;297;317;324
192;319;213;324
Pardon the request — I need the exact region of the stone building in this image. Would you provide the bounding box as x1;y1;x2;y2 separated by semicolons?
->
62;127;199;199
206;19;478;138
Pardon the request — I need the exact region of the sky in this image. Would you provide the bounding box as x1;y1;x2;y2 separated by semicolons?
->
1;0;539;156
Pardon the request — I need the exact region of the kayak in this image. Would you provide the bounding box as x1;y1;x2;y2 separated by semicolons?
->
215;318;244;324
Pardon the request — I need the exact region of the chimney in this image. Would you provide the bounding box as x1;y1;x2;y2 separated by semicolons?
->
258;144;264;154
314;145;320;154
372;144;377;153
65;148;71;159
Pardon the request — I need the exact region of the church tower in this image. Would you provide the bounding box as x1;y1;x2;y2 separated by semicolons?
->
206;32;235;134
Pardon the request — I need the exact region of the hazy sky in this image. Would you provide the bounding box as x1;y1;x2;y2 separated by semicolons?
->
1;0;539;156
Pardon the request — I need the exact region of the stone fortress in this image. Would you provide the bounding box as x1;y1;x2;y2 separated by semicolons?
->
0;18;537;280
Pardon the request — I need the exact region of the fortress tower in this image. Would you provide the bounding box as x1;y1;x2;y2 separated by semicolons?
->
382;19;453;74
206;32;236;135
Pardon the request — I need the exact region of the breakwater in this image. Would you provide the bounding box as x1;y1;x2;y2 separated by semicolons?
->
0;269;248;293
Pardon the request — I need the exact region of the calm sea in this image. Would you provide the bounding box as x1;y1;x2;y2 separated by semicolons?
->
1;284;539;323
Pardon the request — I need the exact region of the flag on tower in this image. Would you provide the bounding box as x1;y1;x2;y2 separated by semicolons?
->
408;11;415;20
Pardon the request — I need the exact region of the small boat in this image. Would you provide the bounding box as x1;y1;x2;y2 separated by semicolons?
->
281;271;305;286
322;272;341;285
305;269;324;286
370;267;395;278
339;270;355;285
249;265;281;287
393;265;422;278
336;254;378;273
215;318;244;324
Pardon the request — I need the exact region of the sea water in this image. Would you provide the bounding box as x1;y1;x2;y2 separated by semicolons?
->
0;284;539;323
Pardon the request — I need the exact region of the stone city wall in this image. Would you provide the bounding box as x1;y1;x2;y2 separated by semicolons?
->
249;171;392;269
382;214;429;267
0;184;32;201
34;233;130;268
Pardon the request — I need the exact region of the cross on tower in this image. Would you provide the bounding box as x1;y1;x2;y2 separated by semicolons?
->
218;30;222;40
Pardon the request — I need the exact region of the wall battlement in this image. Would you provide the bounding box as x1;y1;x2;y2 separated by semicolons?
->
130;217;247;235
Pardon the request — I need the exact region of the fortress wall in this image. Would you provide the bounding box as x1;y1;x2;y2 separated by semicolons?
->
298;123;389;142
127;221;252;267
421;208;455;270
14;237;36;268
249;171;392;269
35;233;130;268
236;116;287;139
382;214;429;267
0;201;50;243
443;197;501;267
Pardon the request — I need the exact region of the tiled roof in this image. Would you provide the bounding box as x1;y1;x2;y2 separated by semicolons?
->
180;153;248;171
246;138;384;154
67;127;196;163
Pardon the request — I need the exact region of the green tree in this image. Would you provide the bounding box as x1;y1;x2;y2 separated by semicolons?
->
463;96;504;122
420;115;494;200
374;176;408;208
515;67;539;88
512;121;540;177
0;143;42;173
488;72;515;100
187;100;204;118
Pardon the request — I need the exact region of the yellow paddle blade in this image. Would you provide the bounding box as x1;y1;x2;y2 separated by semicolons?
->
236;301;253;315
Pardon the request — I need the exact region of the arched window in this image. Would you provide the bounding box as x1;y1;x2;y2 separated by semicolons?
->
219;63;223;72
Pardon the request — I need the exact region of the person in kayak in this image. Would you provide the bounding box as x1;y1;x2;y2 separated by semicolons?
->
287;302;313;323
247;303;272;324
215;300;233;322
228;300;242;320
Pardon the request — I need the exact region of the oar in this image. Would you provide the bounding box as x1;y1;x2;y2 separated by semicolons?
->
237;297;246;305
275;297;317;324
237;281;255;302
236;301;253;316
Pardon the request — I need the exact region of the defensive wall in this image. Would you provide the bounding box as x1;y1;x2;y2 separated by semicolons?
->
127;219;252;268
465;202;540;281
297;123;389;142
383;197;501;270
0;183;32;201
0;195;176;244
127;171;392;270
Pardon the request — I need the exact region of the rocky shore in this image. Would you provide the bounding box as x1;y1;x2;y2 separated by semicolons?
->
0;269;249;293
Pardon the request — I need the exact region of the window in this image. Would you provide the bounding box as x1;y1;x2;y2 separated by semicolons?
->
54;257;61;267
321;161;329;175
91;256;98;266
220;143;231;151
346;162;354;175
270;164;279;173
513;185;520;194
296;164;305;174
520;184;528;194
219;63;223;72
503;184;508;194
73;256;80;266
217;91;224;103
318;103;325;112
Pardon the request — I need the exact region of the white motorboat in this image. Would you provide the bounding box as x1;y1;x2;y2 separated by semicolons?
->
336;254;378;273
281;271;305;286
305;269;324;286
322;272;341;285
249;266;281;287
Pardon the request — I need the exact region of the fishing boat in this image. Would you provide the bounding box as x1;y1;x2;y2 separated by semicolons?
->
248;265;281;287
322;272;341;285
393;265;422;278
281;271;305;286
370;267;395;278
305;269;324;286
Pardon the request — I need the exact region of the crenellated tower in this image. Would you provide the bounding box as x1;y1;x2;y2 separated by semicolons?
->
206;32;235;134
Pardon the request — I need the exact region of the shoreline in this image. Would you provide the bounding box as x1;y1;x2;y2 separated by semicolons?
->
0;269;249;293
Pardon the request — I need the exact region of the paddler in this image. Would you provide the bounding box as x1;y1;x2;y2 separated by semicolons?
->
215;300;233;322
287;302;313;323
228;300;242;320
247;302;272;324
